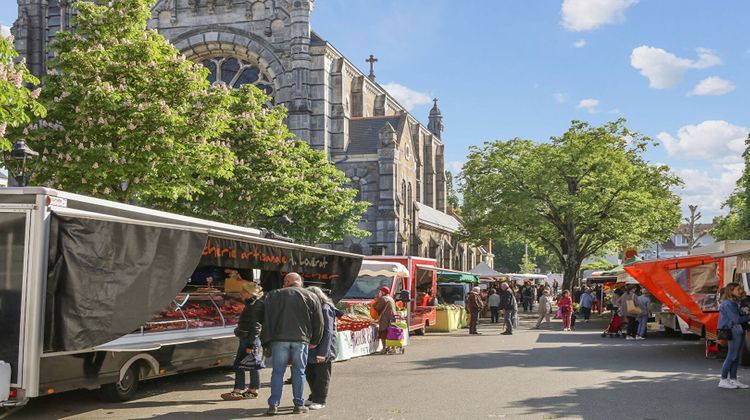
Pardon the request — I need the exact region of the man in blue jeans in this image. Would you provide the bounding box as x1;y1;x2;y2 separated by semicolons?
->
262;272;324;415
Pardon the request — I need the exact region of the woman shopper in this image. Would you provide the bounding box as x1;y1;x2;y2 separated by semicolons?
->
718;283;750;389
221;281;265;401
622;286;640;340
304;287;343;410
558;290;574;331
535;289;553;329
487;288;501;324
636;289;650;339
373;286;397;353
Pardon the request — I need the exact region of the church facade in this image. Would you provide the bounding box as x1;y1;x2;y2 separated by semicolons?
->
13;0;493;271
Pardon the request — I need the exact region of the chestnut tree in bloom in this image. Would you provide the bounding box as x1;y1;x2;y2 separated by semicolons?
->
183;85;370;244
0;33;45;150
28;0;234;204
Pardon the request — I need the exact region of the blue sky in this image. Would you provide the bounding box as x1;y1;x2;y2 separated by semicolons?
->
3;0;749;219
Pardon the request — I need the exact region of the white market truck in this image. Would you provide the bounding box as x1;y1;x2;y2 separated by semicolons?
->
0;187;362;413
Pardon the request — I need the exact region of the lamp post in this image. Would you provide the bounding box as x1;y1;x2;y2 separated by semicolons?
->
3;140;39;187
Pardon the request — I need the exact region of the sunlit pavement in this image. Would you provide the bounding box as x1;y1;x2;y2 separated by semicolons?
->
14;313;748;419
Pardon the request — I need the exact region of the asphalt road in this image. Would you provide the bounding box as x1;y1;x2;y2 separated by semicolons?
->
11;313;750;420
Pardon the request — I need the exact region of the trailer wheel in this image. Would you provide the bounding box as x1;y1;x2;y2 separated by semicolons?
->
413;326;425;336
99;364;140;402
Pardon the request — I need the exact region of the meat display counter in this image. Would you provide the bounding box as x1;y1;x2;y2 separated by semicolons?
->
133;290;245;335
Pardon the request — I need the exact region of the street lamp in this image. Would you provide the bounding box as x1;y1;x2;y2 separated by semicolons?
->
3;140;39;187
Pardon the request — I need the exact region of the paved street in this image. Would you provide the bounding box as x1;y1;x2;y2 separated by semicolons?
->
13;314;750;420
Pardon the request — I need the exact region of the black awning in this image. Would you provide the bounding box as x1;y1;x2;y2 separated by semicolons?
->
199;235;362;302
45;212;208;352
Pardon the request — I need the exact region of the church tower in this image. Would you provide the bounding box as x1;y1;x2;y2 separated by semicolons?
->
427;98;444;139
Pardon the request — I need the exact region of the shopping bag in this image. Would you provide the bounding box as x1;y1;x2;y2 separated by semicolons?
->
238;346;265;370
387;324;405;341
626;300;641;316
555;308;562;319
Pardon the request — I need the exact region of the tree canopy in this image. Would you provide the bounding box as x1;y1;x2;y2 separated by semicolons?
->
28;0;235;204
713;134;750;241
461;120;682;289
23;0;369;244
183;85;370;244
0;33;46;151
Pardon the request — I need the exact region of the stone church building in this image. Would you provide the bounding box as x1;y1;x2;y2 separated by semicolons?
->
12;0;493;271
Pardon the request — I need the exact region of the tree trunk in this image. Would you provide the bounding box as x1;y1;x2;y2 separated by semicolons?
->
562;257;582;291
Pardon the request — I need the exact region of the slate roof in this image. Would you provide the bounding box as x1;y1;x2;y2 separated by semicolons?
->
347;115;404;155
417;202;462;233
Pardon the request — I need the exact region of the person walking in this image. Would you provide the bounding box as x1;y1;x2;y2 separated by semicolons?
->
522;282;536;313
718;283;750;389
262;273;324;416
535;288;553;329
466;286;484;334
552;279;559;296
558;290;574;331
304;287;342;410
621;286;640;340
487;288;501;324
636;289;650;339
373;286;397;351
498;282;517;335
221;281;265;401
579;288;593;322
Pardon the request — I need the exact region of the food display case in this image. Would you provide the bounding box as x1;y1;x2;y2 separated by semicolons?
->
134;290;245;335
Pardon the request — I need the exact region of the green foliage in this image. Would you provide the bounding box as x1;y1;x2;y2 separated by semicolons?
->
462;120;682;288
28;0;235;203
580;258;617;272
0;34;46;150
714;135;750;240
492;239;562;273
183;85;370;244
519;253;537;274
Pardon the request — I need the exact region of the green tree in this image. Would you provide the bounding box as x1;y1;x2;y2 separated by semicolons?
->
492;238;562;273
714;134;750;240
580;258;617;272
519;252;537;274
0;33;46;150
462;120;682;289
183;85;369;244
28;0;234;204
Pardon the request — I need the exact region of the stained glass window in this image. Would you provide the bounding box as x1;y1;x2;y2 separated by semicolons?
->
201;57;274;97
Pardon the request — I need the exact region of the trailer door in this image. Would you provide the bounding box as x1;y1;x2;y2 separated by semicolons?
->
0;210;29;386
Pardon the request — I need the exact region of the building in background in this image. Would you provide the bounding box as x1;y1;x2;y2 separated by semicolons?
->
640;223;716;260
12;0;492;270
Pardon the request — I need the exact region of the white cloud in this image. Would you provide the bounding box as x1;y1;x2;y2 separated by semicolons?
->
658;120;748;162
675;166;742;218
561;0;639;32
553;92;567;103
688;76;736;96
0;24;10;38
381;82;432;112
630;46;722;89
576;98;600;113
573;39;587;48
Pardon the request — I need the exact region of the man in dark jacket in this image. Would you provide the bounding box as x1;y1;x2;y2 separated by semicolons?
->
498;282;518;335
466;286;484;335
263;273;324;415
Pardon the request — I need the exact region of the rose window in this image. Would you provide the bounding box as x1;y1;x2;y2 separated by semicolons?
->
201;57;274;96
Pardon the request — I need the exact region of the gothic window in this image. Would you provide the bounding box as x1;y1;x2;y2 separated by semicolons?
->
401;180;407;220
201;57;274;96
407;183;413;218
